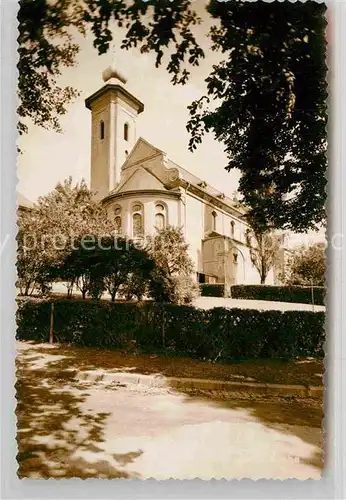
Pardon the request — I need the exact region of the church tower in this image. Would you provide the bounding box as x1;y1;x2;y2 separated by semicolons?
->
85;60;144;199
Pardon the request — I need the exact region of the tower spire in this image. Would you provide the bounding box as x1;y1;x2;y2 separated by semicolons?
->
102;41;127;85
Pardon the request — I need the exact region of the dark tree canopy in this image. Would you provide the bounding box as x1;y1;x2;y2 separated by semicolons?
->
18;0;203;134
18;0;85;134
283;243;326;286
187;1;327;233
60;236;156;300
18;0;327;232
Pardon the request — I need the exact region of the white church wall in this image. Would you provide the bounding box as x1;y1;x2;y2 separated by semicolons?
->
203;203;247;243
87;75;285;289
90;100;111;200
266;268;275;285
114;101;137;171
105;193;180;238
238;245;260;285
235;244;276;285
120;153;164;185
184;193;204;274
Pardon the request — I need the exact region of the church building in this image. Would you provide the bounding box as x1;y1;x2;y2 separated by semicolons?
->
85;61;285;287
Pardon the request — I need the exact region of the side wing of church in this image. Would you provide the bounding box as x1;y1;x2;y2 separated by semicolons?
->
85;63;285;287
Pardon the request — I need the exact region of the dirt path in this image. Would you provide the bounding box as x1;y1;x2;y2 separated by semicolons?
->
16;344;323;480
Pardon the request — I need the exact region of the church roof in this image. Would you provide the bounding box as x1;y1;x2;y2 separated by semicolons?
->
166;159;240;210
85;84;144;113
107;136;245;217
165;158;245;216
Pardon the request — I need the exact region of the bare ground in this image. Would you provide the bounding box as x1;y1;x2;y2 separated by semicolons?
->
16;341;324;387
16;342;324;480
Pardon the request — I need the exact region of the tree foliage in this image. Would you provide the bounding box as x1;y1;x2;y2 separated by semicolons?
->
283;243;326;286
146;226;199;304
186;1;327;233
17;177;115;295
17;183;200;303
17;218;52;296
60;236;155;301
17;0;86;135
18;0;203;135
18;1;327;232
245;226;281;285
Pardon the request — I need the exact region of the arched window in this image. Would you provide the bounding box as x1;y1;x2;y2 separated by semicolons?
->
233;251;238;264
100;120;105;140
114;206;122;234
230;220;235;238
211;211;217;231
124;122;129;141
115;216;122;234
155;203;166;231
132;203;144;238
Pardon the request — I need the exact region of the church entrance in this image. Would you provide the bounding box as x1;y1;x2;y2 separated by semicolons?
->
197;272;217;284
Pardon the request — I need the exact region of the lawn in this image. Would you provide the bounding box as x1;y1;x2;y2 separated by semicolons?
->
17;341;324;387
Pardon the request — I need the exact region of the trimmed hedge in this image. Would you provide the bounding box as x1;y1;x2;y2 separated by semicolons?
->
200;284;225;297
231;284;325;306
16;298;325;360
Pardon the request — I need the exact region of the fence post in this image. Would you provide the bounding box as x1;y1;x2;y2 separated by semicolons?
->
49;302;54;344
311;279;315;312
161;307;165;348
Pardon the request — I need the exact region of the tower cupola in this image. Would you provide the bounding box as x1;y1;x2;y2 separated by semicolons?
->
85;54;144;200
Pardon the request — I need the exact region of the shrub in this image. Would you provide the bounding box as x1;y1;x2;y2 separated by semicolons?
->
16;298;325;360
200;284;225;297
230;284;325;306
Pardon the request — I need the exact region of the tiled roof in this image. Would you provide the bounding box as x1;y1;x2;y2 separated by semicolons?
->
166;159;244;214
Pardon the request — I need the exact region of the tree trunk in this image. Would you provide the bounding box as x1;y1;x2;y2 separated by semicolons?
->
109;283;120;302
261;260;266;284
67;279;74;298
49;302;54;344
161;308;166;348
82;289;86;299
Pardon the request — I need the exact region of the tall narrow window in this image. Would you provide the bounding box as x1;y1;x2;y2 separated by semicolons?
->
132;203;144;238
155;203;166;231
100;120;105;140
212;211;217;231
124;122;129;141
230;221;235;238
114;206;122;234
115;216;122;234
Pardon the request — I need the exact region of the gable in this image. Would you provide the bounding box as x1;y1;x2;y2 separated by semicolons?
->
116;167;167;193
17;192;34;209
122;137;164;169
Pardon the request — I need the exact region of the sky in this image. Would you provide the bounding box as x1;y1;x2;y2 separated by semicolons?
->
18;3;236;201
17;1;325;248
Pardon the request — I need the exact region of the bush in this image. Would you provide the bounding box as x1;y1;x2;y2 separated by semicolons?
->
16;298;325;360
231;284;325;306
200;284;225;297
